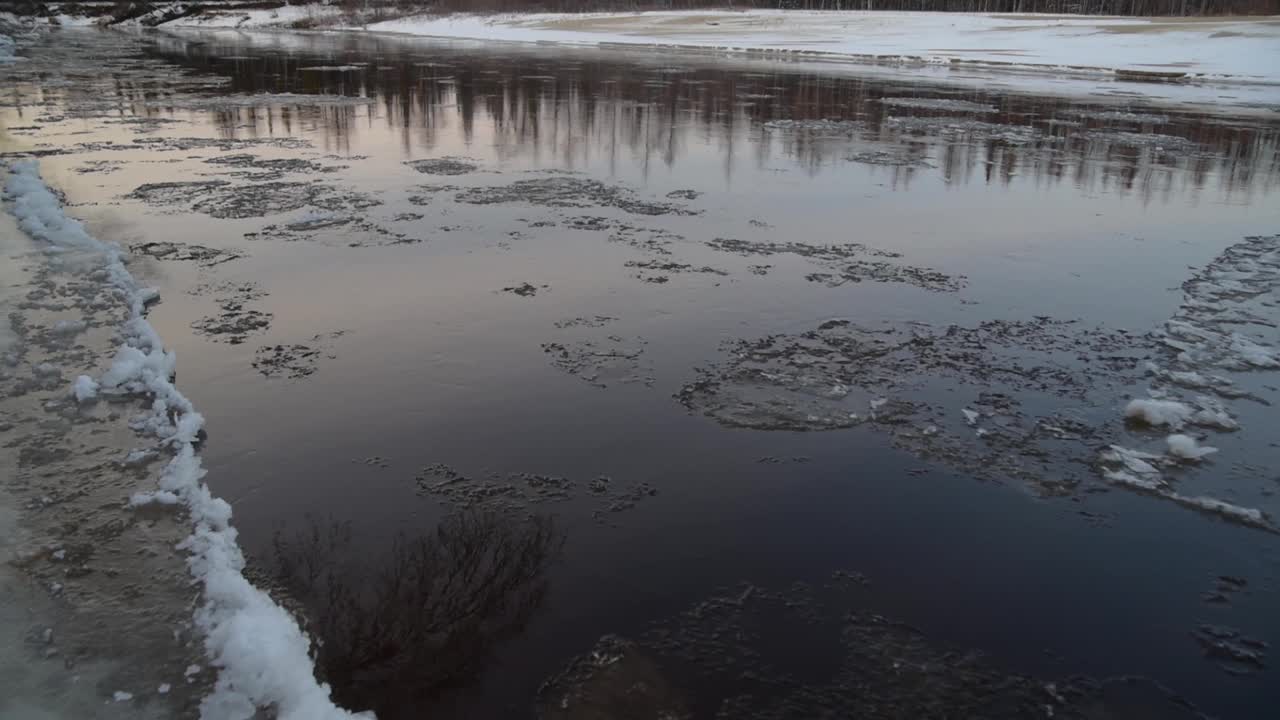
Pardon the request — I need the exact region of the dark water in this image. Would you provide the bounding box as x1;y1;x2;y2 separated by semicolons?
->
4;27;1280;719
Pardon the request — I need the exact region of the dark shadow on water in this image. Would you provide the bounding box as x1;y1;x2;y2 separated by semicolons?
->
270;510;564;717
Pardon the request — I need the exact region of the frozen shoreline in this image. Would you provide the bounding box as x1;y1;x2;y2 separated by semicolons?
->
2;159;367;719
161;9;1280;86
356;11;1280;84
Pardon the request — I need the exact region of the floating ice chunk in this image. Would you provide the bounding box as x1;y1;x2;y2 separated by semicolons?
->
73;374;99;403
869;398;887;409
1227;334;1279;369
1166;434;1218;461
158;684;171;695
1124;396;1236;431
1099;445;1163;476
1170;494;1268;527
1145;362;1218;390
1124;399;1193;429
1103;469;1163;491
1188;396;1238;431
51;319;86;335
113;691;133;702
184;664;201;678
122;448;157;466
139;287;161;306
129;490;181;507
961;408;979;426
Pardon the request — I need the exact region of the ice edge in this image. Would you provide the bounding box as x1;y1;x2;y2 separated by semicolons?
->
1;159;369;720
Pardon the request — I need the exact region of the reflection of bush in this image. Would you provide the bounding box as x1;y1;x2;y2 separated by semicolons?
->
271;511;564;714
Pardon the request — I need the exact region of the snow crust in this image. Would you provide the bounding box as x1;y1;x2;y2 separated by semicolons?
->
2;160;368;720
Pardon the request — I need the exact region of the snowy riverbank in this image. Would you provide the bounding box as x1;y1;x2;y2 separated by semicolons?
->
356;11;1280;84
162;9;1280;85
2;160;368;720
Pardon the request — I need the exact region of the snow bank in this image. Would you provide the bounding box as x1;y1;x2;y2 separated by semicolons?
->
2;160;368;720
350;11;1280;84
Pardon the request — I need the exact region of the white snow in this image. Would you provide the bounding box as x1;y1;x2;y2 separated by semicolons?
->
72;374;99;403
1170;494;1268;526
129;490;181;507
1103;469;1163;492
2;160;369;720
1124;398;1193;429
1124;396;1237;431
1099;445;1164;477
351;11;1280;83
1166;434;1218;461
1098;445;1271;528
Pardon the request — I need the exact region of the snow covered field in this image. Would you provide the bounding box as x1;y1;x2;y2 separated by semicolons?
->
353;11;1280;83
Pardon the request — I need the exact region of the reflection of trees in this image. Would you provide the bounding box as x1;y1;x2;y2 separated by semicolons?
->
271;510;564;716
135;35;1280;203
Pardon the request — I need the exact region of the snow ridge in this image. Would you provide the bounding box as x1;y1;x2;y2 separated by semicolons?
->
2;160;368;720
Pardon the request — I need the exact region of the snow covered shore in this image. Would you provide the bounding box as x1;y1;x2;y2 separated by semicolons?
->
347;11;1280;84
2;160;368;720
20;6;1280;88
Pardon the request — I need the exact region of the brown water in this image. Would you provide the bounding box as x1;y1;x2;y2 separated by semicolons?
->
3;26;1280;719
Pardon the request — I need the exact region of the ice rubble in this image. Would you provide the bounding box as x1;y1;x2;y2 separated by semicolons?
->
1110;234;1280;524
2;160;368;720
